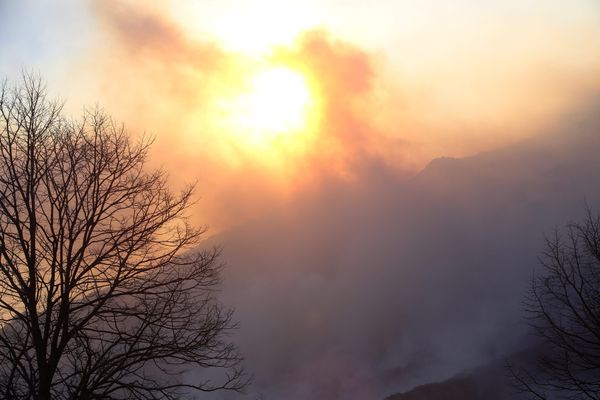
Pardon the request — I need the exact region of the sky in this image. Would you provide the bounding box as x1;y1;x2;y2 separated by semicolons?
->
2;1;600;201
1;1;600;398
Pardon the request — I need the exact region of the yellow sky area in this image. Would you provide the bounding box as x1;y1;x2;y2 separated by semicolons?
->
166;0;600;162
62;0;600;230
214;65;321;153
76;0;600;181
189;32;380;184
172;57;324;181
170;0;322;55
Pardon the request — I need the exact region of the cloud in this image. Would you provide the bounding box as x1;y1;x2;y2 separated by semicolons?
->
79;3;413;232
270;30;412;176
75;0;600;205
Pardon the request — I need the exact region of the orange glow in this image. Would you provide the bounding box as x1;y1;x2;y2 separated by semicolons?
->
215;64;321;163
177;1;320;55
232;67;312;142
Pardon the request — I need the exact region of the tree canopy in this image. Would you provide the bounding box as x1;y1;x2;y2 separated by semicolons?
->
0;75;246;399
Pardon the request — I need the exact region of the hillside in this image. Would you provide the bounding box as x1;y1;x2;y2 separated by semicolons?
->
212;110;600;399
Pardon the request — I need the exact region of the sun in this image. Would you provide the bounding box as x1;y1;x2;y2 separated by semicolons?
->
241;67;312;140
226;66;316;146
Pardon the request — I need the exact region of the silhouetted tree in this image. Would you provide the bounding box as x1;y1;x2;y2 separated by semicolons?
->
512;209;600;399
0;75;246;399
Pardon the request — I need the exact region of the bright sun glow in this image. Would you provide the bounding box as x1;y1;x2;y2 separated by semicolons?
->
227;66;315;145
179;2;320;55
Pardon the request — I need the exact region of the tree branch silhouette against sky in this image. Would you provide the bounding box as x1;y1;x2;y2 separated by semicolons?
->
0;75;246;399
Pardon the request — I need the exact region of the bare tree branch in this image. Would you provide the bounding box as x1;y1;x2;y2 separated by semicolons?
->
510;209;600;400
0;74;248;400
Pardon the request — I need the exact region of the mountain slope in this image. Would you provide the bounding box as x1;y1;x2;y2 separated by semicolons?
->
211;107;600;399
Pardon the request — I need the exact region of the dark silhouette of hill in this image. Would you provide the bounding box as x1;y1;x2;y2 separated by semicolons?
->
385;372;503;400
383;349;540;400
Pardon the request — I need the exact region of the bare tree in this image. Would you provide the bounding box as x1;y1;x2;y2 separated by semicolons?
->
511;209;600;399
0;75;246;399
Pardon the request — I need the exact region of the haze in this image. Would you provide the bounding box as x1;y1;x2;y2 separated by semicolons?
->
1;0;600;398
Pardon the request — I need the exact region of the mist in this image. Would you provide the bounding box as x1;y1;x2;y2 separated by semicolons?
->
1;1;600;399
212;96;600;398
